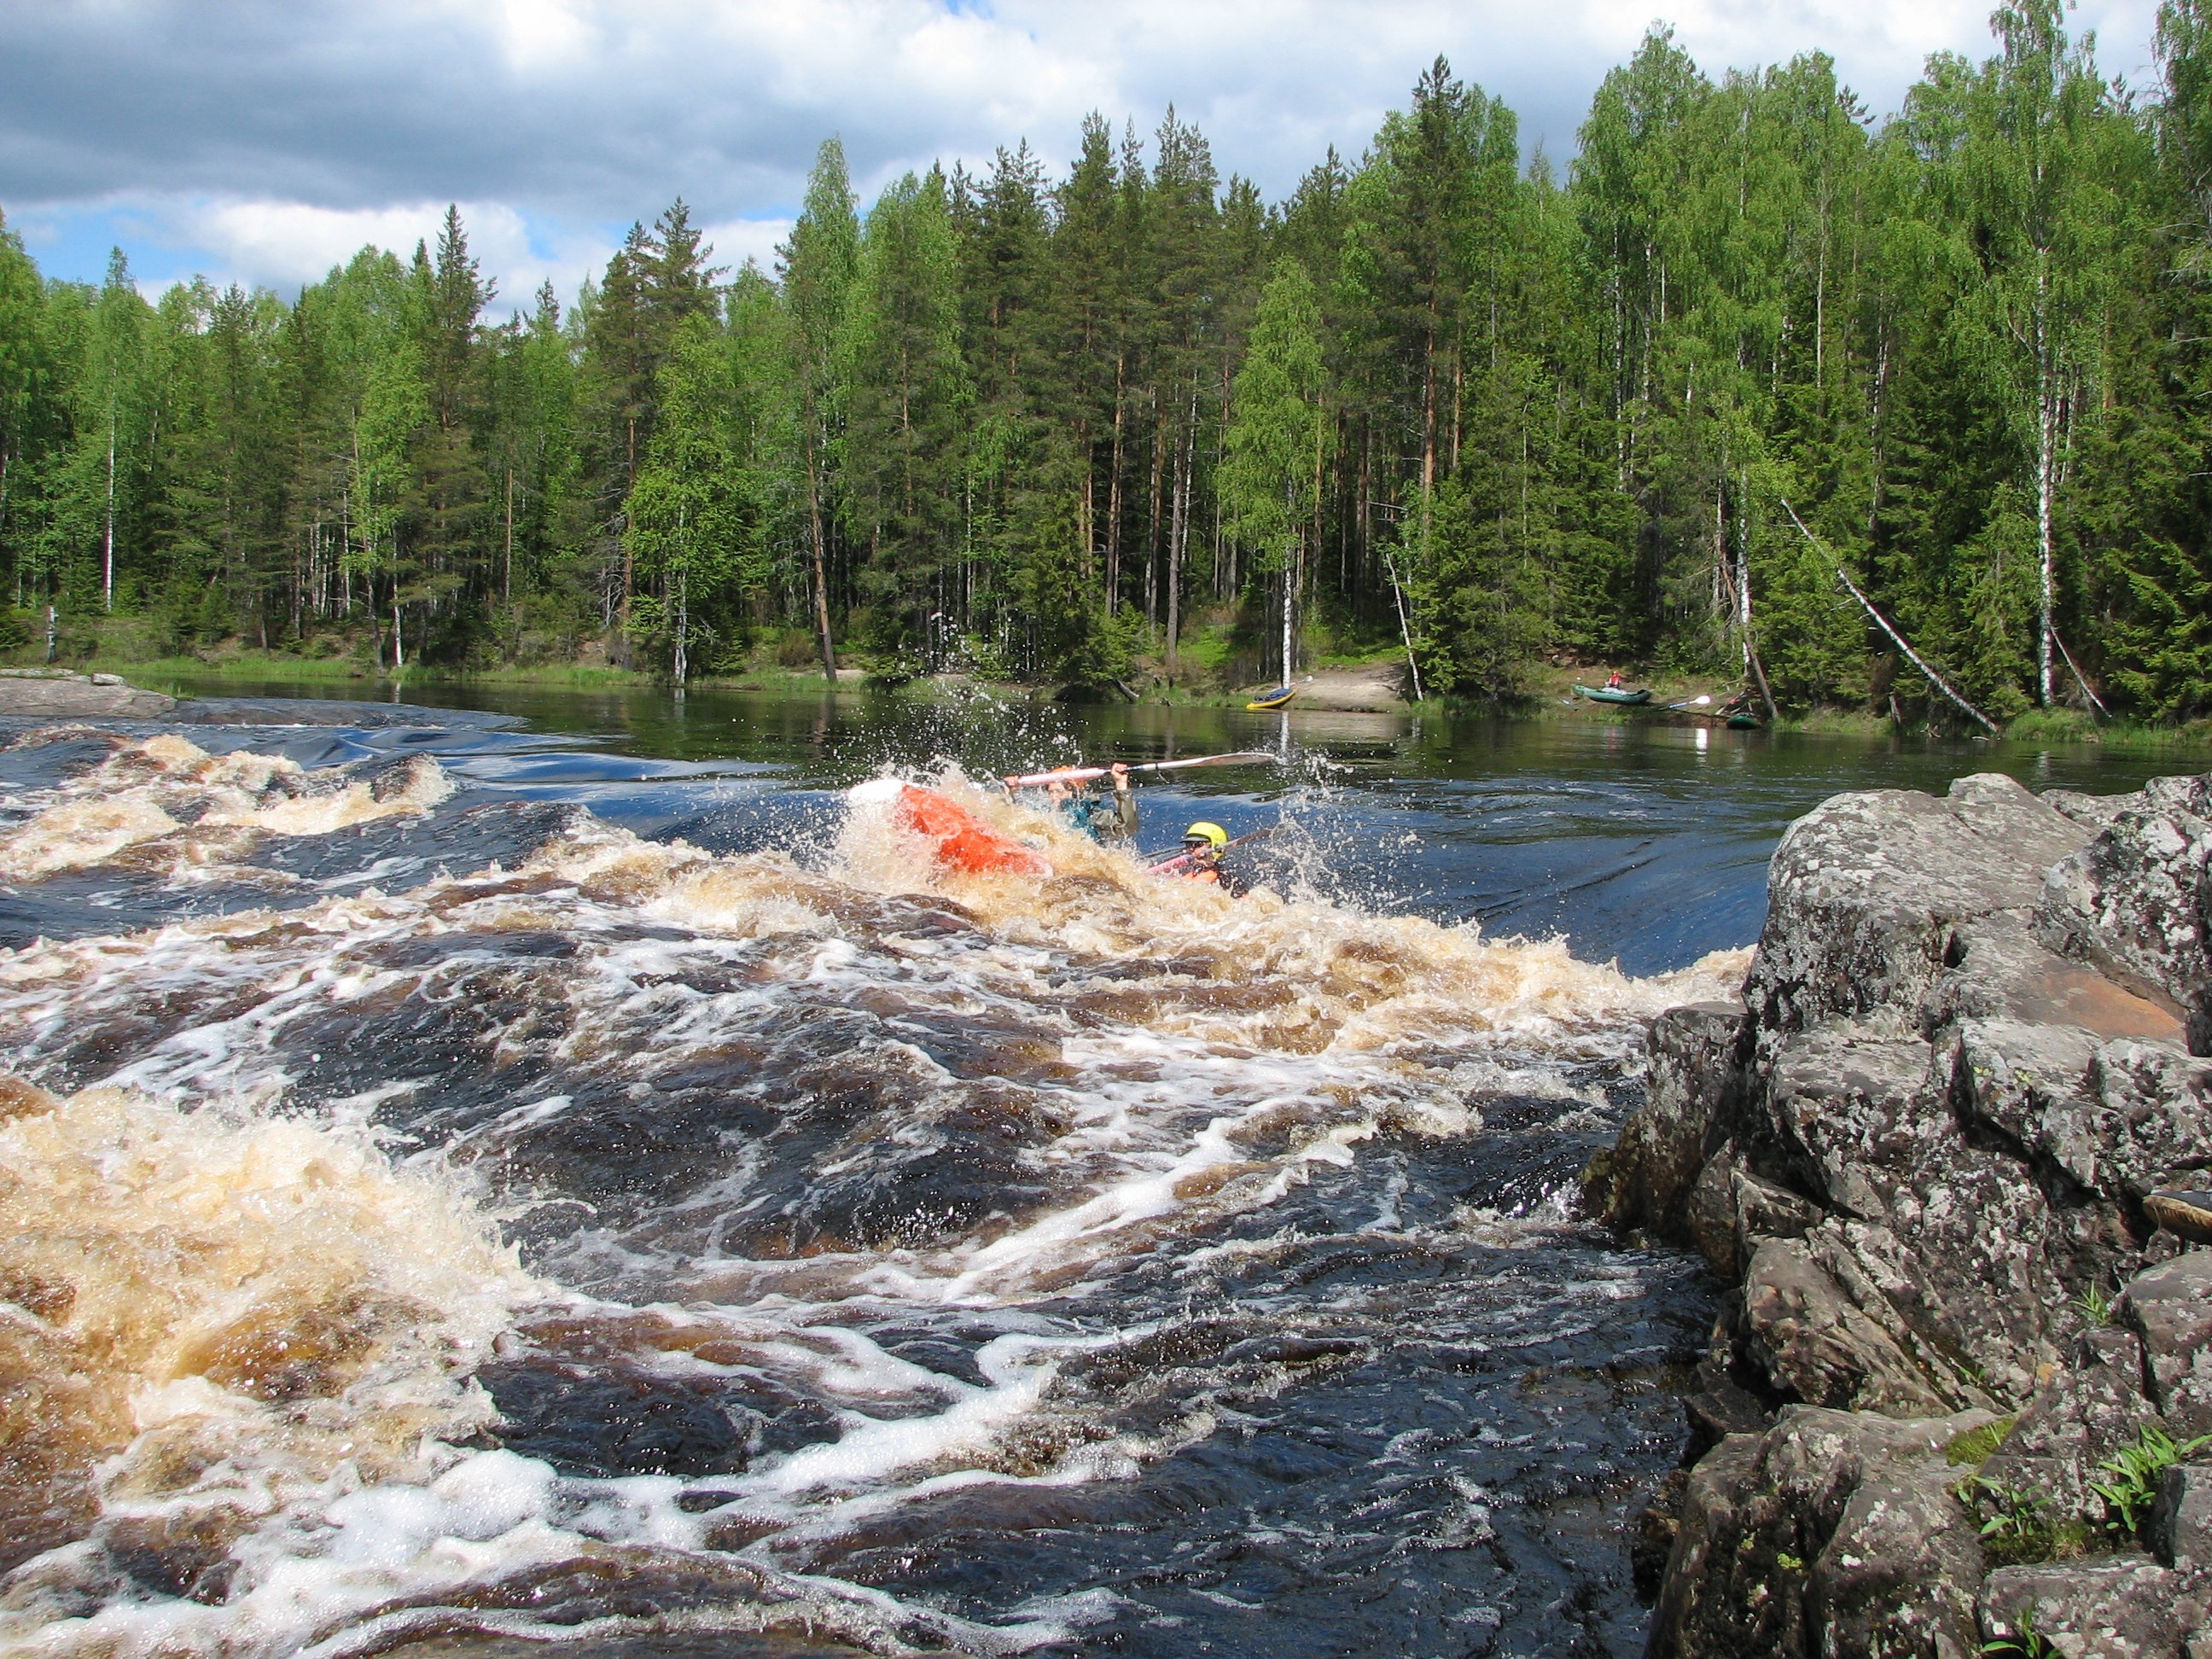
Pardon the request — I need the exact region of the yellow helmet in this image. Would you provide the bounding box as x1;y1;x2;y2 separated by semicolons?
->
1182;821;1229;850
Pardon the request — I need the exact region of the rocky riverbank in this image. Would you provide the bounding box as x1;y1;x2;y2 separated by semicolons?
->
1589;771;2212;1656
0;668;176;719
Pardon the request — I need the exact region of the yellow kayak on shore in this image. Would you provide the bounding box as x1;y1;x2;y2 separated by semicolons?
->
1246;684;1295;710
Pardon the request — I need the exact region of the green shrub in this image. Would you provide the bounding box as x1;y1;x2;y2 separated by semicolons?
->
2072;1280;2114;1328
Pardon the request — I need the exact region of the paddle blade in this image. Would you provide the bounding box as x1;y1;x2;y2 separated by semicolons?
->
1140;750;1275;773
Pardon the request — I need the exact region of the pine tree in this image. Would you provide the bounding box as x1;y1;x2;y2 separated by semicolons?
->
778;141;860;676
842;167;969;671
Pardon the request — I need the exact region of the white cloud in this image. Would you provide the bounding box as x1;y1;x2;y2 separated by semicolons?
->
492;0;599;74
2;0;2171;300
702;217;796;280
80;195;616;313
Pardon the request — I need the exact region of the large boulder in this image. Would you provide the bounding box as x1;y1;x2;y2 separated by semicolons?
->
1587;999;1748;1241
2125;1253;2212;1441
1647;1406;1991;1659
0;670;175;720
1605;771;2212;1656
1748;776;2089;1040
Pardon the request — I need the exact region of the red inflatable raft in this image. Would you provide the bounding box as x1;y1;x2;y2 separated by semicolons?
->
847;779;1051;876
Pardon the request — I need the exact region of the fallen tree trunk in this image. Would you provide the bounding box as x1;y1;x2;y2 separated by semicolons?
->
1778;497;1999;735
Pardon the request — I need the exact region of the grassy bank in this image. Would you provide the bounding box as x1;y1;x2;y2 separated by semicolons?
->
56;649;880;698
24;629;2212;754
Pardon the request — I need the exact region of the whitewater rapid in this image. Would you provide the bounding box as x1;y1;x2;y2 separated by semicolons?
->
0;719;1743;1657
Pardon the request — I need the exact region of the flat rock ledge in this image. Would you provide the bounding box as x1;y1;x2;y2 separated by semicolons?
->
0;668;175;719
1588;771;2212;1657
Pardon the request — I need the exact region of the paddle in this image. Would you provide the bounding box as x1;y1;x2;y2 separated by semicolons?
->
1662;694;1714;711
1002;750;1274;789
1146;824;1279;876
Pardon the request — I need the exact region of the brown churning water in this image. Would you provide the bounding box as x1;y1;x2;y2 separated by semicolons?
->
0;725;1746;1657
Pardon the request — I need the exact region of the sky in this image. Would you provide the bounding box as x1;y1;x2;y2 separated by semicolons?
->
0;0;2168;316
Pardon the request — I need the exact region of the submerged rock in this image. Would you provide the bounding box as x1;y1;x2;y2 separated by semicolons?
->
1601;770;2212;1656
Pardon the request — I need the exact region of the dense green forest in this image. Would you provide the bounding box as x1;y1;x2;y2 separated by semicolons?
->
7;0;2212;719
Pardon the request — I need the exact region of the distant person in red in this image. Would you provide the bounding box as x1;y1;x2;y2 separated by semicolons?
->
1604;668;1624;690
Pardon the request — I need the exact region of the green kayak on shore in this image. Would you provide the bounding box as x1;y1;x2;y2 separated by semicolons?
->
1575;683;1654;706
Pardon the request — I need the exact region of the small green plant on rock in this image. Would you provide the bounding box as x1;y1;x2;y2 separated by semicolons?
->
2072;1280;2112;1326
1947;1415;2017;1468
1958;1475;2085;1566
2093;1423;2210;1538
1982;1606;2058;1657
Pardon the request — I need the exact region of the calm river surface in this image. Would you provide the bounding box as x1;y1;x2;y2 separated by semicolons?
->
0;681;2174;1659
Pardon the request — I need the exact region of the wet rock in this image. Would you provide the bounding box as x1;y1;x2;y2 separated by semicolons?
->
480;1355;841;1480
2125;1253;2212;1440
99;1506;247;1603
1631;1465;1691;1602
1979;1555;2199;1657
382;1635;876;1659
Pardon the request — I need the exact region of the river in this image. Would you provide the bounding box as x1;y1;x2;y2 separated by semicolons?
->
0;682;2174;1658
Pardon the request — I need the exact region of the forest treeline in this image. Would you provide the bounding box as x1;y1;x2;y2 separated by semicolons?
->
7;1;2212;718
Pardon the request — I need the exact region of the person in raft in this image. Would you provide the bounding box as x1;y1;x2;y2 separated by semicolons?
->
1176;821;1246;895
1604;668;1625;690
1050;761;1136;842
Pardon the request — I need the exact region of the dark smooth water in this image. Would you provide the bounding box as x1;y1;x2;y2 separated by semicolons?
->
0;683;2170;1659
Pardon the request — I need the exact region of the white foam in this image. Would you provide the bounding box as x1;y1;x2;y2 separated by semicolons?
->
0;748;1757;1656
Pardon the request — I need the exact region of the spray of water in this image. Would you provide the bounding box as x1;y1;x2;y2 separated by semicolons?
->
0;731;1748;1656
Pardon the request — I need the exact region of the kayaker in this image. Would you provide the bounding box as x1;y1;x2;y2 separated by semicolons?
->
1605;668;1624;690
1050;762;1136;842
1175;821;1245;895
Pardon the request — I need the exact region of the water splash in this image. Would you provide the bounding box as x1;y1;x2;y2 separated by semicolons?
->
0;731;1746;1656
